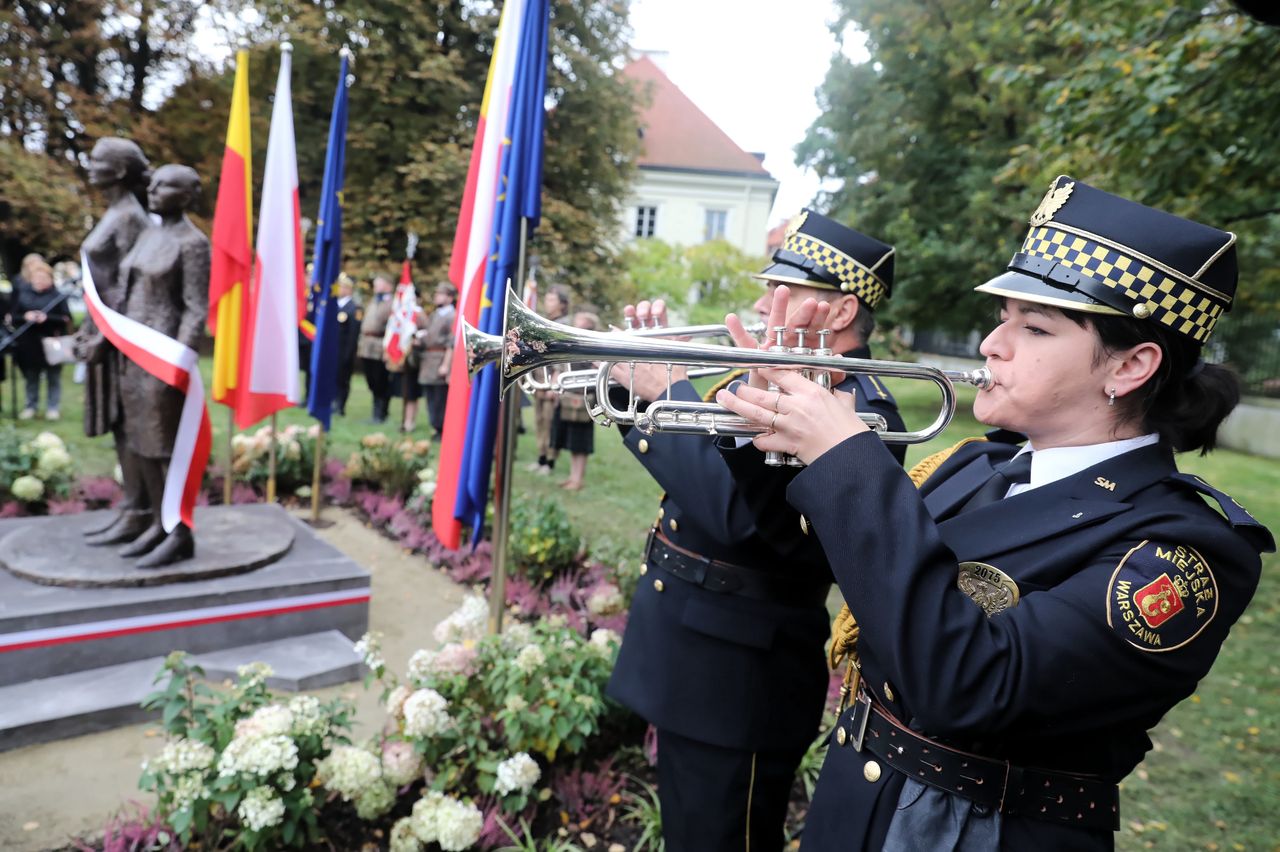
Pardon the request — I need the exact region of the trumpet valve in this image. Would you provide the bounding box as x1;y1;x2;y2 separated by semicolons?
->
772;326;787;348
817;328;831;350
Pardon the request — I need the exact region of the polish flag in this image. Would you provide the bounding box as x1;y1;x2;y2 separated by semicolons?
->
384;261;419;369
237;42;305;429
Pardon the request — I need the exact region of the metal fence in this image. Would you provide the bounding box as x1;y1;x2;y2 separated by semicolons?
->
904;315;1280;399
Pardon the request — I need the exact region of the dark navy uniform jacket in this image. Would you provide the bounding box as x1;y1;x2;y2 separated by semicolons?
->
607;353;906;755
724;431;1271;850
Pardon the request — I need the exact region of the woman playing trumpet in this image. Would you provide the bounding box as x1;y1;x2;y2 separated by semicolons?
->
715;177;1273;851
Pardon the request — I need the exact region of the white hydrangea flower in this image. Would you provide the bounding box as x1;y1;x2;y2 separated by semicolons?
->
11;475;43;502
237;785;285;832
406;648;437;686
154;738;216;774
236;662;274;689
432;594;488;645
403;688;453;738
31;431;65;452
588;628;621;658
37;447;73;475
235;704;294;739
513;643;546;674
546;613;568;629
354;632;386;671
415;479;437;499
503;693;528;714
385;684;413;720
586;583;624;616
429;642;477;677
287;695;328;738
382;739;425;787
355;779;397;820
494;752;541;796
170;772;208;812
316;745;382;801
500;622;535;650
390;816;424;852
217;734;298;778
410;792;483;851
574;694;596;711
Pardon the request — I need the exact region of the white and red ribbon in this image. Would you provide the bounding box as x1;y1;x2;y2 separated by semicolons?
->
81;253;212;532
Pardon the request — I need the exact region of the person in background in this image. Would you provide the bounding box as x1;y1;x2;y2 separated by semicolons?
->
550;310;601;491
12;260;71;420
334;274;362;416
358;274;394;424
527;283;570;474
416;281;457;439
387;284;422;432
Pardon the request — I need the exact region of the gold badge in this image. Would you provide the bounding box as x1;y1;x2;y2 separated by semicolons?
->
1094;476;1117;492
785;210;809;239
1030;179;1075;226
338;311;349;322
957;561;1020;616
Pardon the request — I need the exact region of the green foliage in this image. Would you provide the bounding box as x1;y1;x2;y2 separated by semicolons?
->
231;423;319;495
622;237;767;326
139;652;354;851
0;428;75;504
0;140;92;268
509;495;583;585
496;817;586;852
344;432;433;499
802;0;1280;358
620;775;664;852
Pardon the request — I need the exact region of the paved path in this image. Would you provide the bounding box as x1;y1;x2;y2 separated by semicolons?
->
0;507;468;852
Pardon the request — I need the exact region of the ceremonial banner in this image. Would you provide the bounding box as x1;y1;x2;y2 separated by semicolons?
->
81;256;211;532
384;261;419;369
238;43;305;429
306;50;352;431
433;0;549;548
208;48;253;410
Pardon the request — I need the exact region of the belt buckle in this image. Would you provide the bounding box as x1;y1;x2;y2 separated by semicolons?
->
849;690;872;752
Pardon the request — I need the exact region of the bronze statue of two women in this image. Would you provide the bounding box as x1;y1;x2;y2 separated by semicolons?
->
78;139;209;568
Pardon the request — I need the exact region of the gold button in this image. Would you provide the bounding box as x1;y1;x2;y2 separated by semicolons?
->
863;760;881;783
835;726;847;746
669;518;678;532
638;438;650;453
653;579;664;593
883;682;895;702
800;515;809;535
658;507;665;519
1133;303;1152;319
639;564;648;576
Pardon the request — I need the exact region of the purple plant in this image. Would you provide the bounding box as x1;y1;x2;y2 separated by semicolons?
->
324;476;353;505
0;501;26;518
547;571;581;609
356;488;381;516
551;758;626;825
75;475;123;506
73;801;179;852
475;795;538;851
47;498;88;515
323;458;346;480
372;495;404;524
644;724;659;767
388;509;419;540
504;575;545;617
231;483;258;505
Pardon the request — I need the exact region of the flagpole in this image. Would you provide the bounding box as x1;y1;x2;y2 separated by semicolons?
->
224;409;234;504
267;412;278;503
310;428;325;522
488;217;529;635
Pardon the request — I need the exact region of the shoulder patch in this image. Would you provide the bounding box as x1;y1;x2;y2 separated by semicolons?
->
907;437;989;488
1169;473;1274;551
1106;540;1218;653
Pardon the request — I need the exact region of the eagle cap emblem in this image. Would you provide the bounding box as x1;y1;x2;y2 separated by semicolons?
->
1030;178;1075;226
785;210;809;239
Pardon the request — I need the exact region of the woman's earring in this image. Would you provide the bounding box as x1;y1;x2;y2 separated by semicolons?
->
1107;388;1116;407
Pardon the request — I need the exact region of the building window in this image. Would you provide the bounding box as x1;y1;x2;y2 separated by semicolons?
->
635;206;657;238
704;209;728;242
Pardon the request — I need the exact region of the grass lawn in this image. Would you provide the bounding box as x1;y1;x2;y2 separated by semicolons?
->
7;363;1278;848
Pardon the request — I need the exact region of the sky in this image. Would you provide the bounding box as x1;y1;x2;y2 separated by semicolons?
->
628;0;866;226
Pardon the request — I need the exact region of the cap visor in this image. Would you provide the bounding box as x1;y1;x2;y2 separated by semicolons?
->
752;260;840;290
974;270;1124;316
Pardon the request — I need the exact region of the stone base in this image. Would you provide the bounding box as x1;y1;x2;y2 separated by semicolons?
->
0;506;294;588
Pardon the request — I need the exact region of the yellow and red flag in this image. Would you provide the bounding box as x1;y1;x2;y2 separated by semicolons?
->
208;48;253;410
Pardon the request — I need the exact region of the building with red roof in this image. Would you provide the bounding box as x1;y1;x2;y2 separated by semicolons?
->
620;55;779;255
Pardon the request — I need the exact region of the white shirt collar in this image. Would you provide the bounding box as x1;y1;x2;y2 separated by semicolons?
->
1007;433;1160;497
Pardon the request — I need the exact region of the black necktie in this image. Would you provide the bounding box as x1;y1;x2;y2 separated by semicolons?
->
959;453;1034;514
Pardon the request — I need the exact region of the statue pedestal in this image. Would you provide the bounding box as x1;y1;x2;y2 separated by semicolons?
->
0;504;370;751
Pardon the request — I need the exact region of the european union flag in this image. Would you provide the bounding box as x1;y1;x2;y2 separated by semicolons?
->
455;0;549;541
307;50;351;431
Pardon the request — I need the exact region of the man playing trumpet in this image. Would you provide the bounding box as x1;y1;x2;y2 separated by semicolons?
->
605;212;907;851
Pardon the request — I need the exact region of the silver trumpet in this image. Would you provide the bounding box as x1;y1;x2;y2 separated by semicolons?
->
464;286;993;446
517;320;759;396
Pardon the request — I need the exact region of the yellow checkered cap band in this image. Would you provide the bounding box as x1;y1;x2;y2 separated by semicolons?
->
1022;226;1226;343
784;232;888;309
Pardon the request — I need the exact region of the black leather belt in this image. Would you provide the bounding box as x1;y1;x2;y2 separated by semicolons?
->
645;529;830;609
839;691;1119;832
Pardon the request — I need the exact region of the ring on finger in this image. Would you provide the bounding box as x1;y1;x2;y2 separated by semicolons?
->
773;390;782;413
769;411;780;431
